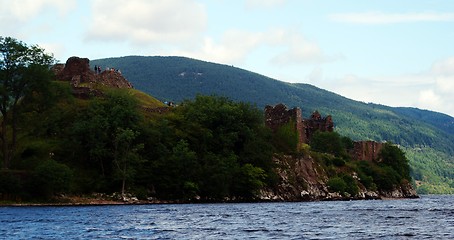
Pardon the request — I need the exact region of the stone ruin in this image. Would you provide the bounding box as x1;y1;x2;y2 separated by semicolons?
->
351;140;383;162
264;103;334;146
265;103;383;162
52;56;133;98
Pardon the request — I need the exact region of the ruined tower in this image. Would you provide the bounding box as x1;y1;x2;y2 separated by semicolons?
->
264;104;334;148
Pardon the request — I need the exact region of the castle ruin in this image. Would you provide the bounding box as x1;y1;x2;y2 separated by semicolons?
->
264;103;334;146
52;56;132;98
265;103;383;162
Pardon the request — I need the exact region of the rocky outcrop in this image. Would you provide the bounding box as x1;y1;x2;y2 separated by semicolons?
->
260;154;329;201
379;180;418;198
262;103;417;201
259;154;418;201
53;56;133;98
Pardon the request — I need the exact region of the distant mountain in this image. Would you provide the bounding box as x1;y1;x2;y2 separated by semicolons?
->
92;56;454;193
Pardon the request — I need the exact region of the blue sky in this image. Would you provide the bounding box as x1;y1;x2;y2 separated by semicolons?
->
2;0;454;117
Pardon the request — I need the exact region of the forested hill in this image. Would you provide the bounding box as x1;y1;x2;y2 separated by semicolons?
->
92;56;454;193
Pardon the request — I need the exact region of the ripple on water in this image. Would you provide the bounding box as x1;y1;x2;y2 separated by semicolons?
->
0;195;453;239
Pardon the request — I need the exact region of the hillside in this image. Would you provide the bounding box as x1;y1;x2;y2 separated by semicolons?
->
92;56;454;193
1;54;418;203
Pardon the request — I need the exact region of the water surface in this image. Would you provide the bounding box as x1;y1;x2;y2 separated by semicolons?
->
1;195;452;239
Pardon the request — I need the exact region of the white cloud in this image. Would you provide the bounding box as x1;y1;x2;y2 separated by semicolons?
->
269;29;343;65
200;30;264;63
0;0;75;22
418;89;442;109
0;0;76;39
309;58;454;117
39;42;65;59
169;28;336;68
432;57;454;75
329;12;454;24
86;0;207;45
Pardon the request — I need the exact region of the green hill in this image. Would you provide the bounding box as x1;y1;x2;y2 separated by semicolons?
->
92;56;454;193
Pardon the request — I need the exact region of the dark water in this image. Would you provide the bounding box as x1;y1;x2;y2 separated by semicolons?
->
0;195;453;239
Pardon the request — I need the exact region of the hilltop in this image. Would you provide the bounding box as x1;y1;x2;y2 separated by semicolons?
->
92;56;454;194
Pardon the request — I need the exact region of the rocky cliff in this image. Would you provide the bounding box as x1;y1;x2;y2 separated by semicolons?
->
260;154;418;201
261;104;418;201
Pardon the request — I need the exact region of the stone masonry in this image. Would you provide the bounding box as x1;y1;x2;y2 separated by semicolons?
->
351;140;384;162
264;104;334;146
265;104;383;162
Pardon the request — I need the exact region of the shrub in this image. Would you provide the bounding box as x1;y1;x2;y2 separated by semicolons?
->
342;174;359;196
332;157;346;167
310;131;346;157
0;172;22;199
327;177;347;193
32;160;73;198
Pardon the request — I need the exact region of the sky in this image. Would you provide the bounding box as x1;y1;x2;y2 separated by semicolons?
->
2;0;454;117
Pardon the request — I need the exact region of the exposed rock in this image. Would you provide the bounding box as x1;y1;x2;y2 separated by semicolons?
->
259;154;418;201
53;56;133;98
380;180;418;199
262;103;417;201
260;154;330;201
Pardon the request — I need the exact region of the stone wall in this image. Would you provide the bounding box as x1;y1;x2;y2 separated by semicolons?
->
265;104;304;145
303;111;334;143
351;140;383;162
264;103;334;147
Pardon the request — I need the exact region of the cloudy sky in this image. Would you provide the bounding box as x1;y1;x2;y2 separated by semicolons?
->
2;0;454;117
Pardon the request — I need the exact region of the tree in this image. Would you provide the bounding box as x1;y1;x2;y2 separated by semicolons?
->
310;131;347;157
33;159;73;198
0;37;54;169
379;143;411;181
113;128;143;199
165;95;273;199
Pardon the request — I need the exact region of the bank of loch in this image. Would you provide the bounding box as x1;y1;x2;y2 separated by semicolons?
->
260;104;418;201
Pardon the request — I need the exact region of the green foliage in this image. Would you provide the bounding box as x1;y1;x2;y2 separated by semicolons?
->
92;56;454;193
0;171;21;197
233;163;267;198
327;177;347;194
327;174;359;197
0;36;55;169
404;146;454;193
341;174;359;196
32;160;73;198
332;157;346;167
354;160;400;191
273;121;298;153
113;128;143;197
310;131;348;157
380;143;411;181
142;95;273;200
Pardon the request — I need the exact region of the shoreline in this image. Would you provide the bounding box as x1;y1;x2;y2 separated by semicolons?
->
0;195;420;207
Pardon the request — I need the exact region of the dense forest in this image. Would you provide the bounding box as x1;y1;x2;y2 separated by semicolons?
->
91;56;454;194
1;37;416;202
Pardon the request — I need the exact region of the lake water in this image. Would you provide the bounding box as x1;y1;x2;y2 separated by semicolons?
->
0;195;453;239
